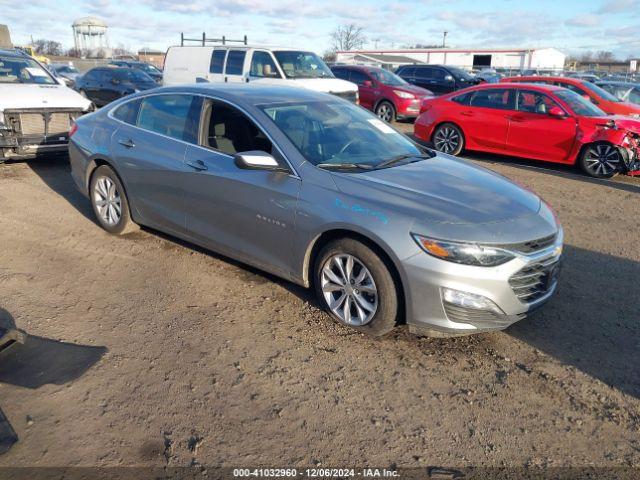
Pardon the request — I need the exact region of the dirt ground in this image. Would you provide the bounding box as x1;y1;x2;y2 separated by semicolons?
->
0;142;639;471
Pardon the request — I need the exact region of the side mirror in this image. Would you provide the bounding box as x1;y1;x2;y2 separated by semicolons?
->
234;151;288;172
548;106;566;117
363;80;373;88
444;75;454;82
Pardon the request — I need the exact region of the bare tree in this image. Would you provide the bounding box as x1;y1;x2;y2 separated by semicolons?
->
330;24;366;52
322;50;337;64
594;50;615;62
33;39;62;56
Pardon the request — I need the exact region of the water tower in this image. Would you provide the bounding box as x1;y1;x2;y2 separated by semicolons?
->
72;16;109;57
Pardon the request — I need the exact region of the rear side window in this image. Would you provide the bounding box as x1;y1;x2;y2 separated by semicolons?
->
210;50;226;74
349;70;370;86
470;89;514;110
332;68;350;81
112;99;141;125
451;92;472;105
225;50;246;75
397;67;414;77
414;67;433;79
137;95;202;143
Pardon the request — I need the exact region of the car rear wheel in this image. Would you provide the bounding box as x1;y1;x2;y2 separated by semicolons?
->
89;165;138;235
375;101;396;123
314;238;399;337
433;123;464;156
580;143;621;178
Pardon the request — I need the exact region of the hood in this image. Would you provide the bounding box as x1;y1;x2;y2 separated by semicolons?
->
579;115;640;134
291;77;358;94
0;84;92;111
393;84;433;97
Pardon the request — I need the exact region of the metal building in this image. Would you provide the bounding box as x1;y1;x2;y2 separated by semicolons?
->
335;47;566;72
72;17;110;58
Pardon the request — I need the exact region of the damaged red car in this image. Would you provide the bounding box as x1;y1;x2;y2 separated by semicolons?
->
414;83;640;178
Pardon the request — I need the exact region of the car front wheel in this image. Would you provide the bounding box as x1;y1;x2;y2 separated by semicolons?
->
580;143;621;178
89;165;137;235
433;123;464;156
314;238;399;337
375;101;396;123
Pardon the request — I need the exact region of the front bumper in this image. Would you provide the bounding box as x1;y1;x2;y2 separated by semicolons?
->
401;231;563;336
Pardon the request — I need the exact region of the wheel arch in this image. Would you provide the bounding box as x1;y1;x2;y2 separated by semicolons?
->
302;228;407;325
374;97;397;112
575;140;622;165
431;120;466;144
86;157;137;219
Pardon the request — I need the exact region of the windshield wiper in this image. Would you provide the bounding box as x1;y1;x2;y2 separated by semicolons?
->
316;162;374;171
374;153;431;169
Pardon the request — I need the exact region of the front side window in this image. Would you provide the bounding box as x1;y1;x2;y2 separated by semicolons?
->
249;51;279;78
470;89;514;110
261;101;422;167
112;99;142;125
210;50;226;74
272;51;334;79
225;50;247;75
516;90;561;114
137;95;202;142
0;54;56;84
203;100;273;156
368;69;406;86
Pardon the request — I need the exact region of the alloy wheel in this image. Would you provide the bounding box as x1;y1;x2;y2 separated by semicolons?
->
434;126;460;154
376;103;393;123
584;144;621;177
321;254;378;326
93;176;122;226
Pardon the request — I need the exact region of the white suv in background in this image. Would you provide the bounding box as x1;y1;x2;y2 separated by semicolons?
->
163;45;359;103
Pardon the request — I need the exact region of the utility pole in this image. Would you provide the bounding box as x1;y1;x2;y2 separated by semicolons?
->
442;31;448;48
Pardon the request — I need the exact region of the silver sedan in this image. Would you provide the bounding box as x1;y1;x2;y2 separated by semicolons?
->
69;84;563;337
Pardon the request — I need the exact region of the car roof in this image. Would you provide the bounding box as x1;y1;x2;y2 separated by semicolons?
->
462;82;564;93
148;83;340;107
505;75;585;84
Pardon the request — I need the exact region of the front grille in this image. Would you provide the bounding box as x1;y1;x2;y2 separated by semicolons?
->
443;302;524;328
509;256;560;303
5;109;81;139
331;90;358;103
497;233;557;254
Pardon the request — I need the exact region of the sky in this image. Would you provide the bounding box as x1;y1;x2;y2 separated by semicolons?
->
1;0;639;58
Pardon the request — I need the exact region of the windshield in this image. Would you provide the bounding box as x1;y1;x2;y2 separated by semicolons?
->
133;62;160;73
448;66;475;81
0;54;56;85
114;69;154;83
583;81;621;102
368;69;407;86
273;51;334;79
554;89;606;117
261;101;423;168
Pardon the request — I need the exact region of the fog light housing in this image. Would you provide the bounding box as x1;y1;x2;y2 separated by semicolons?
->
441;288;504;315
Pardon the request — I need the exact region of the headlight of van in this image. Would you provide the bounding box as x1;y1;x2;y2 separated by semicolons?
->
412;234;515;267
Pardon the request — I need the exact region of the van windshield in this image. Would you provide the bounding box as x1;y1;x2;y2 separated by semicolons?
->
273;51;334;79
0;54;57;85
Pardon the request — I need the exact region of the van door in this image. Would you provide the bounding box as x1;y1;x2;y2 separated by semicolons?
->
208;48;227;83
224;50;248;83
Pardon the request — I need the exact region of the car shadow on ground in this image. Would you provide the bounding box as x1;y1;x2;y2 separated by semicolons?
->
24;156;640;400
22;155;96;223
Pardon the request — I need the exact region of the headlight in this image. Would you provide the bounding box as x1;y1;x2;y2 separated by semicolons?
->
412;234;515;267
394;90;415;99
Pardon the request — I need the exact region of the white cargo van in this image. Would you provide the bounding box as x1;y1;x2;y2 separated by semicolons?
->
163;43;359;103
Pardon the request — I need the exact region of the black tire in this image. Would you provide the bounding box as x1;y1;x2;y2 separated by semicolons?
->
375;101;396;123
432;122;464;156
579;142;621;179
89;165;138;235
314;238;399;337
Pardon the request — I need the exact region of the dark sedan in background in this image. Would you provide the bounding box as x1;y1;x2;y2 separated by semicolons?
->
396;64;480;95
109;60;163;83
75;67;157;107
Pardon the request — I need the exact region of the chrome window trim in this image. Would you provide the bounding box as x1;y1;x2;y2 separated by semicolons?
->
106;91;300;178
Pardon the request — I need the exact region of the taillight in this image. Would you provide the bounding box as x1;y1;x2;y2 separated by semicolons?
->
69;122;78;137
419;97;434;114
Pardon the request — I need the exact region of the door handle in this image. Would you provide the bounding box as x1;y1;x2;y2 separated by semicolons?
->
506;115;525;122
460;111;474;116
118;138;135;148
186;159;208;171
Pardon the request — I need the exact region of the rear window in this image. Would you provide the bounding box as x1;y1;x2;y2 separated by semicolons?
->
137;95;202;143
225;50;246;75
210;50;226;74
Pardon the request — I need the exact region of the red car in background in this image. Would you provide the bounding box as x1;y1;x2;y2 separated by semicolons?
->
414;83;640;178
331;65;433;122
501;76;640;117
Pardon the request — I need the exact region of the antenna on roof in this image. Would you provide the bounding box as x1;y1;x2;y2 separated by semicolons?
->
180;33;248;47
